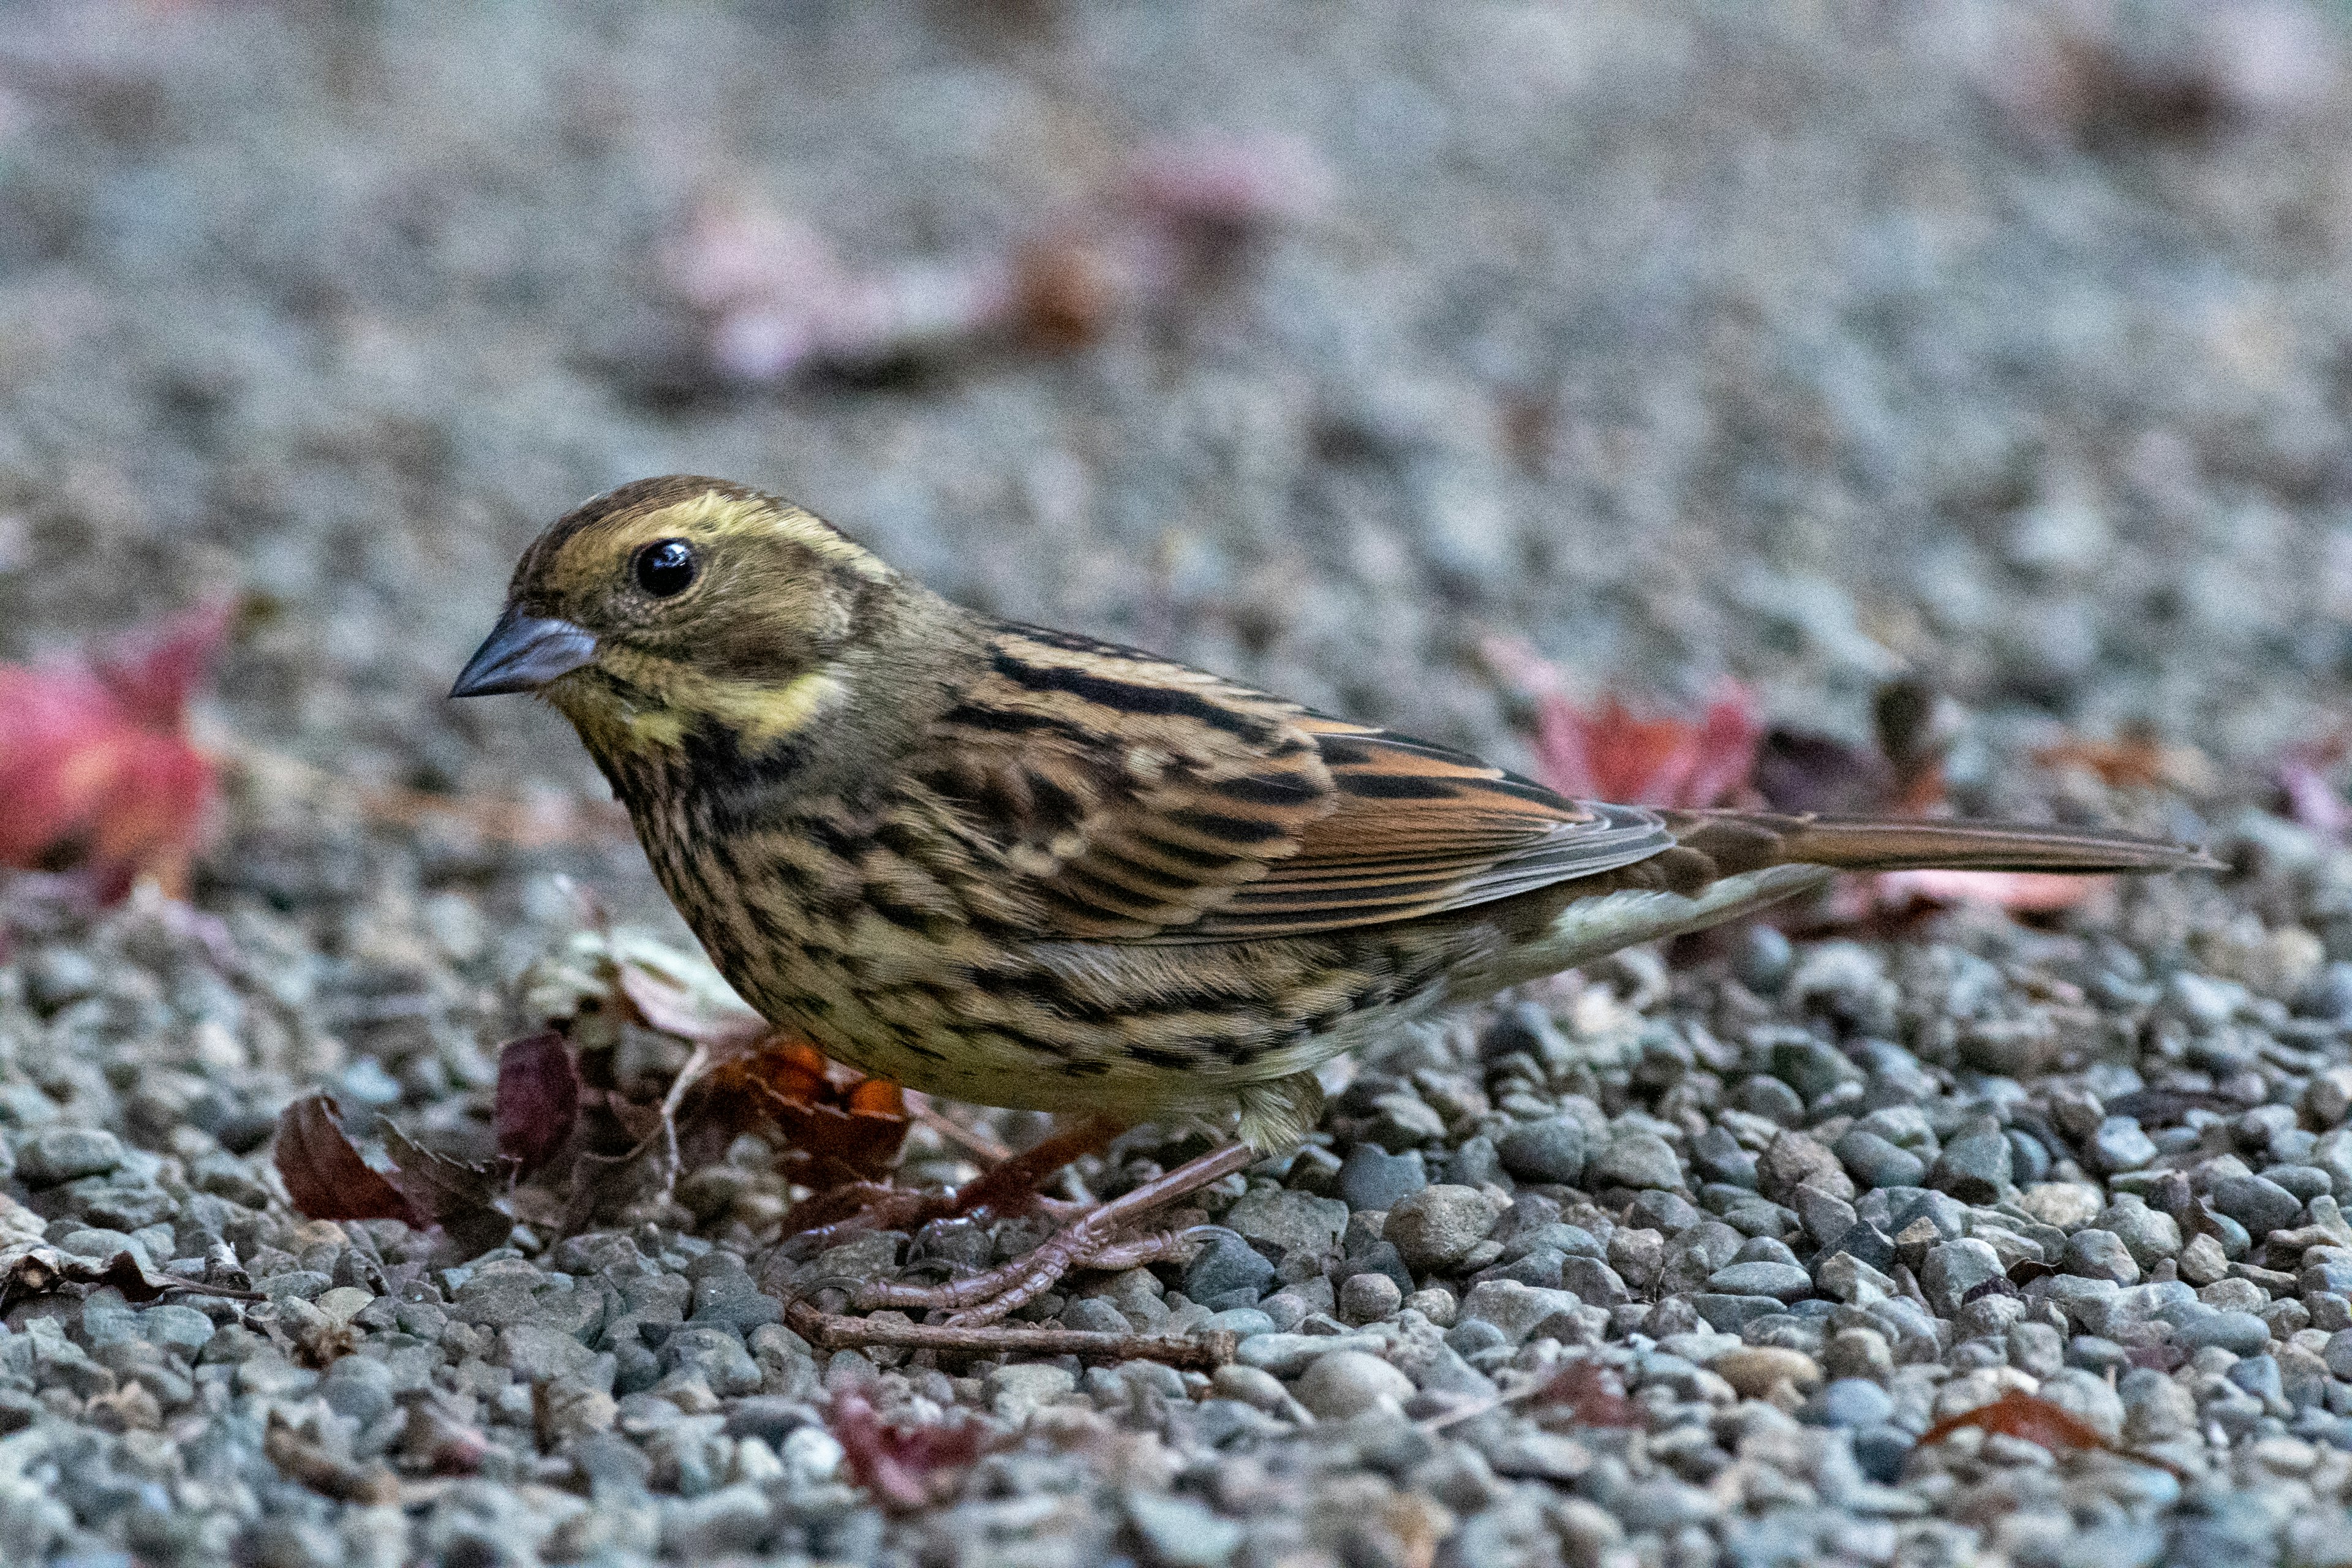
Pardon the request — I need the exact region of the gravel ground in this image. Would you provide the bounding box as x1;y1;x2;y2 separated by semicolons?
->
10;1;2352;1564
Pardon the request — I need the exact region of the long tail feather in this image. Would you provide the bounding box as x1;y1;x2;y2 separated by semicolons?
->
1697;812;2222;875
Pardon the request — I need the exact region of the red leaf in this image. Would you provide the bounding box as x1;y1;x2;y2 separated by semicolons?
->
1530;1359;1638;1427
0;600;228;900
495;1031;579;1178
1528;682;1762;809
1915;1388;2109;1455
830;1389;983;1511
379;1126;513;1258
273;1093;421;1226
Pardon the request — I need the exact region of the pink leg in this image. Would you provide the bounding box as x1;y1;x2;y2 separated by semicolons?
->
846;1140;1258;1327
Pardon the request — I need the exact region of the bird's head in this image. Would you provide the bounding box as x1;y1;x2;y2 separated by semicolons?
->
451;476;934;764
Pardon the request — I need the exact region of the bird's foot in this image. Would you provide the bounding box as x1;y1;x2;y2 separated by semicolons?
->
846;1139;1257;1327
780;1114;1126;1253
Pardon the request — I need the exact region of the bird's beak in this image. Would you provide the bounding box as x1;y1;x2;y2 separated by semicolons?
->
449;606;600;698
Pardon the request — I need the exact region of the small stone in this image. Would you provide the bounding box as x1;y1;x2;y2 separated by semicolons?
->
658;1483;774;1558
1757;1132;1855;1204
1691;1126;1760;1189
17;1128;124;1187
2119;1367;2198;1442
314;1287;374;1322
1200;1308;1276;1338
2062;1229;2141;1285
1063;1297;1130;1335
1733;926;1795;993
321;1355;395;1427
1588;1132;1683;1191
2179;1233;2230;1286
2084;1118;2158;1175
1224;1188;1348;1263
1336;1146;1427;1212
1125;1490;1245;1568
1930;1124;2014;1204
1498;1118;1588;1186
987;1363;1077;1422
1294;1349;1415;1419
2211;1174;2304;1237
1235;1332;1385;1376
1920;1239;2004;1316
1711;1346;1822;1399
1404;1287;1456;1326
2092;1197;2181;1268
1806;1378;1895;1428
1183;1231;1275;1303
2019;1183;2106;1229
1338;1273;1403;1324
2173;1310;2271;1355
1815;1252;1899;1305
1457;1280;1588;1344
1385;1186;1505;1273
1705;1262;1812;1303
1834;1130;1926;1191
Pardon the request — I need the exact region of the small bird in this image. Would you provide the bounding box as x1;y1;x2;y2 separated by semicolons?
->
454;475;2213;1322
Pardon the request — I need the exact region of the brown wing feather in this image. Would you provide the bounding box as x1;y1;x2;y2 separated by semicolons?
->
925;625;1673;943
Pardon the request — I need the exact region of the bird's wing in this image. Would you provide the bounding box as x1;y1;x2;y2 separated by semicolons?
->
922;625;1671;941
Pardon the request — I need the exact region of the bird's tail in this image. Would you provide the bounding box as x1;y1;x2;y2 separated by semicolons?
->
1689;812;2223;876
1444;812;2215;999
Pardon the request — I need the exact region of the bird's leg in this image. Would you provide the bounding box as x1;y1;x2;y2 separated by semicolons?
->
851;1139;1258;1327
782;1114;1125;1251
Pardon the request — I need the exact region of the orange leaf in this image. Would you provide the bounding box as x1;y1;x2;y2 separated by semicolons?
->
1915;1388;2110;1453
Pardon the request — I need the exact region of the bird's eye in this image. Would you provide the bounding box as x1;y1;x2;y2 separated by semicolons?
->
633;539;698;598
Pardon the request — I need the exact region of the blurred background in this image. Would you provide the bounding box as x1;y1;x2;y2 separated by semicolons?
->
2;0;2346;917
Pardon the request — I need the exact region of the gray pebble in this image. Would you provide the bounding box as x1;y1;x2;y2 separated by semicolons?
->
2209;1174;2304;1237
1706;1262;1814;1303
1834;1129;1926;1191
1929;1125;2013;1204
1497;1117;1587;1186
1183;1231;1275;1304
16;1128;124;1188
1806;1377;1895;1428
2084;1117;2158;1175
1294;1349;1414;1419
1338;1272;1403;1324
1920;1238;2003;1316
2173;1308;2272;1355
1336;1145;1427;1212
2061;1229;2140;1284
1224;1187;1348;1262
1385;1185;1504;1273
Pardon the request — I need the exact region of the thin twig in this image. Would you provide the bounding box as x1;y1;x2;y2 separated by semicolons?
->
902;1091;1012;1164
786;1298;1237;1368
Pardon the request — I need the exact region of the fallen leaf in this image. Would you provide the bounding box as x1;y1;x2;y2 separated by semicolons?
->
495;1031;580;1178
1912;1388;2187;1479
0;600;230;900
1529;1359;1638;1427
273;1093;421;1227
2275;736;2352;840
1531;687;1762;809
1874;868;2104;914
616;951;769;1048
831;1389;984;1510
379;1126;514;1258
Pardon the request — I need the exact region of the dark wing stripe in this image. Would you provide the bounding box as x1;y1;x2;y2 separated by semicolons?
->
1164;806;1293;844
989;648;1278;742
1335;772;1469;801
1210;773;1325;805
943;701;1102;745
